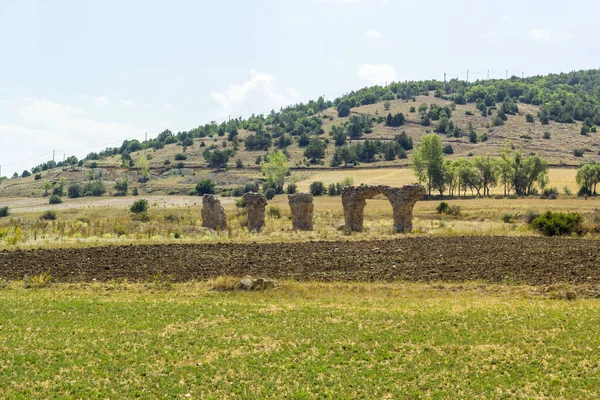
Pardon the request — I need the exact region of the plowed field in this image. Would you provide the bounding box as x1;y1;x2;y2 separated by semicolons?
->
1;237;599;285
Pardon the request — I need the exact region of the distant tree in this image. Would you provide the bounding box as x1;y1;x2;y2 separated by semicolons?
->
49;194;63;205
304;139;326;163
337;104;350;118
262;151;289;192
526;114;535;123
138;156;150;182
412;134;445;195
309;181;326;196
383;100;391;111
130;199;149;214
331;125;347;146
204;149;230;170
67;183;83;198
195;178;215;195
114;177;128;196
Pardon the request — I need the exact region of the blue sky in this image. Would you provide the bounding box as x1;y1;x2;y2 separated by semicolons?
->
1;0;598;177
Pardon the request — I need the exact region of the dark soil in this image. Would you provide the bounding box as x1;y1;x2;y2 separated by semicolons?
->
1;237;599;285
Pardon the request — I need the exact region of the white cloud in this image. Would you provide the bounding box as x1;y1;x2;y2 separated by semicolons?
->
210;69;301;118
92;96;111;106
120;99;135;107
358;63;397;85
366;29;382;39
164;102;176;110
529;29;573;44
483;31;499;41
0;98;145;176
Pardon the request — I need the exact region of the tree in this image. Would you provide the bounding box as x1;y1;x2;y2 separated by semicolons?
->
331;125;346;146
473;155;499;196
304;139;326;163
195;178;215;195
43;181;52;196
138;156;150;183
262;151;289;192
383;100;391;111
337;104;350;118
67;183;82;198
114;177;128;196
130;199;149;214
576;162;600;195
204;149;230;170
339;146;358;166
49;194;63;204
412;134;445;195
309;181;325;196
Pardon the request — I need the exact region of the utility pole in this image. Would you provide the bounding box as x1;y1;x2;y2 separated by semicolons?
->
443;73;446;93
52;150;55;162
487;70;490;80
522;71;524;79
144;132;148;154
466;70;469;82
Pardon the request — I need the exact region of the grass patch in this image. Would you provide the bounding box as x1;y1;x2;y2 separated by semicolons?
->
0;282;599;398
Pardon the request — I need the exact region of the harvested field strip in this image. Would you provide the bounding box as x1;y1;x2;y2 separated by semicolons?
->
1;237;600;285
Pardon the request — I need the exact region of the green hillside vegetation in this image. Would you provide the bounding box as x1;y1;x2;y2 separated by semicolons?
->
4;69;600;198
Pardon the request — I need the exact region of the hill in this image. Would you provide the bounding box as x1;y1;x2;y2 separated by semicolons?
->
3;68;600;197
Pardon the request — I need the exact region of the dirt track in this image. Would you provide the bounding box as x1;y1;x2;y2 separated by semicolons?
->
1;237;600;285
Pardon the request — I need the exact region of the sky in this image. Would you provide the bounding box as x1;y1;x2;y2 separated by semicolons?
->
1;0;599;177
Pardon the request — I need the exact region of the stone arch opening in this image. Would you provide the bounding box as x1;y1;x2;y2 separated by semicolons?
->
341;184;426;233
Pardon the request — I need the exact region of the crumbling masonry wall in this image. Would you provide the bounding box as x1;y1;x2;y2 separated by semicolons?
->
341;184;426;233
288;193;314;231
243;192;268;232
201;194;227;231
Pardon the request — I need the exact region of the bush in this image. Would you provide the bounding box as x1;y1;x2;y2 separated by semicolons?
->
0;206;8;217
526;114;535;123
67;183;82;198
244;182;259;193
132;187;139;196
573;149;585;157
523;210;541;224
442;144;453;154
563;186;572;196
409;106;416;113
469;131;477;143
83;181;106;197
286;183;298;194
34;174;42;181
130;199;149;214
543;131;551;139
195;178;215;195
541;187;559;199
264;188;276;200
235;158;243;168
327;183;337;196
501;213;514;223
531;211;583;236
175;153;187;161
436;202;449;214
49;194;63;204
309;181;326;196
447;206;461;216
40;210;57;220
267;206;281;219
114;177;128;196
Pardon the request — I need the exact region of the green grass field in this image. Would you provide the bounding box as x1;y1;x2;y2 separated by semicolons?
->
1;281;599;399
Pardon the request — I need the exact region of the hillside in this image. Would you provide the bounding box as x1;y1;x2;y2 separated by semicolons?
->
2;69;600;197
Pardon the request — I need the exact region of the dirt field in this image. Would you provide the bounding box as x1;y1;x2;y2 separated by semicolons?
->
2;236;599;285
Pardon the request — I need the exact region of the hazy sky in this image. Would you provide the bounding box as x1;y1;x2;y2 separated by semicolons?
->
1;0;598;177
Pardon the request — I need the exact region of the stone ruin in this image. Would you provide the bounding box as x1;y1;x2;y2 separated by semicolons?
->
288;193;314;231
341;184;426;233
201;194;227;231
243;192;267;232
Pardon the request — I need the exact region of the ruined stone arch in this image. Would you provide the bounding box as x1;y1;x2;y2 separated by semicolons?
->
341;184;426;233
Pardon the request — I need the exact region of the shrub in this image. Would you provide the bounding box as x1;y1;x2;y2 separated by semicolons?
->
83;181;106;197
34;174;42;181
114;177;128;196
164;214;179;222
531;211;583;236
465;110;474;116
235;158;243;168
130;199;149;214
573;149;585;157
493;116;504;126
523;210;541;224
195;178;215;195
244;181;259;193
409;106;416;113
563;186;572;196
327;183;337;196
40;210;57;220
264;188;276;200
267;206;281;219
543;131;551;139
436;202;449;214
0;206;8;217
175;153;187;161
67;183;82;198
49;194;63;204
447;206;461;216
309;181;326;196
286;183;298;194
132;187;139;196
541;187;559;199
442;144;453;154
469;131;478;143
526;114;535;123
501;213;514;223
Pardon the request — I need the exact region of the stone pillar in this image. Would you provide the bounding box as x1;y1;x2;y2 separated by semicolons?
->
341;186;379;233
243;192;267;232
201;194;228;231
380;184;426;233
288;193;314;231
